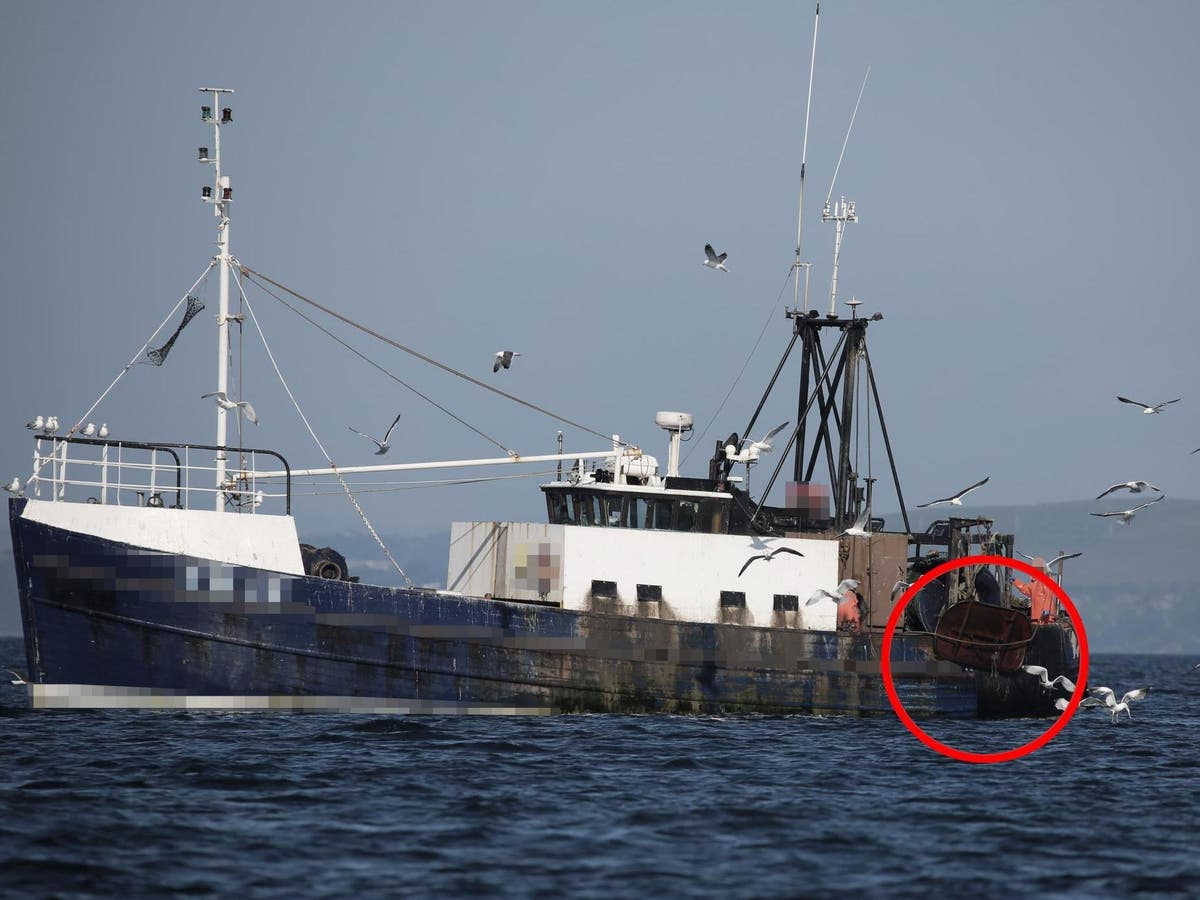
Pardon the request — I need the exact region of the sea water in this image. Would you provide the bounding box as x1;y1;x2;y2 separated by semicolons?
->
1;636;1196;897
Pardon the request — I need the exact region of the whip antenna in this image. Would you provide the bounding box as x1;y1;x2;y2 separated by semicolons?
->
823;65;869;316
826;65;870;204
792;3;820;313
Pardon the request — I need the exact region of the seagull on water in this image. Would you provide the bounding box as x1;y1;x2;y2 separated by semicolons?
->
840;508;872;539
1081;686;1149;722
1090;494;1164;525
738;545;804;578
1095;480;1161;499
1021;664;1076;693
1117;395;1181;414
493;350;520;373
805;578;860;606
349;412;401;456
1017;550;1083;572
201;391;258;425
703;244;729;272
1054;697;1070;711
24;415;44;431
3;477;22;495
916;476;989;509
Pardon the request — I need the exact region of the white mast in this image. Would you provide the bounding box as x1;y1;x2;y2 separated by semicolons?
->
199;87;235;510
792;3;820;313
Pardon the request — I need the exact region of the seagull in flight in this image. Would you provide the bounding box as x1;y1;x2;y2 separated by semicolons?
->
840;508;872;539
5;668;27;685
202;391;258;424
703;244;729;272
1089;494;1164;525
493;350;520;373
738;545;804;577
916;475;989;509
1021;664;1076;693
725;422;790;463
1117;395;1181;414
1081;686;1149;722
349;413;401;455
1095;480;1161;499
1017;551;1083;572
805;578;860;606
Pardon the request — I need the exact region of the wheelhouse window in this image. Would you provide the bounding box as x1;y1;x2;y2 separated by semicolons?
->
544;488;728;534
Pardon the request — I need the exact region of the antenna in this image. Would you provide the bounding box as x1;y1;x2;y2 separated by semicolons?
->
199;86;236;510
792;3;820;313
823;67;868;316
825;66;870;204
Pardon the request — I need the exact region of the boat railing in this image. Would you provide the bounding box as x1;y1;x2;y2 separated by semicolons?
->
27;436;292;515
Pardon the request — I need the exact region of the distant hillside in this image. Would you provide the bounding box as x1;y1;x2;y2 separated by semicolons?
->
3;500;1198;652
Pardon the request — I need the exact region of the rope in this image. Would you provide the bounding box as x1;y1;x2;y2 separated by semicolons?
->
238;284;413;587
247;272;514;455
683;269;795;464
238;264;625;450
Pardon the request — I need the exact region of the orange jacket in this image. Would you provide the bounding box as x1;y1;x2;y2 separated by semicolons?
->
1013;578;1056;621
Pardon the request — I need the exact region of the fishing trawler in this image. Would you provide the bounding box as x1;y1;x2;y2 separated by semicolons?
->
7;73;1079;716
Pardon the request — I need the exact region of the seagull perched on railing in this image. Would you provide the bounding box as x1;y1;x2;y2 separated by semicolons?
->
493;350;520;373
1081;686;1149;722
1021;664;1076;693
24;415;44;431
702;244;729;272
3;477;22;496
916;475;989;509
42;416;59;436
1117;395;1181;414
98;423;109;439
1090;494;1164;525
82;422;96;437
806;578;860;606
738;545;804;577
202;391;258;425
349;413;401;456
1096;480;1161;499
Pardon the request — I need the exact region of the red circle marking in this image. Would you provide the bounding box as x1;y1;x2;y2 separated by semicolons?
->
881;554;1089;763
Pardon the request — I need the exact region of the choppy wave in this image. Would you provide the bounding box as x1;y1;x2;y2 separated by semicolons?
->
2;637;1197;898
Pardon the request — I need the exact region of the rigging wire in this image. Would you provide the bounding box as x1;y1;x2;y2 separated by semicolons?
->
682;268;796;465
67;262;217;440
237;277;413;587
247;273;514;456
238;264;627;451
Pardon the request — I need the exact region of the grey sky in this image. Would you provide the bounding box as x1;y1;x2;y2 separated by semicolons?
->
2;1;1198;541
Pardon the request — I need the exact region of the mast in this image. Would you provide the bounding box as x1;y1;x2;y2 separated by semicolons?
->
792;2;820;314
199;87;236;510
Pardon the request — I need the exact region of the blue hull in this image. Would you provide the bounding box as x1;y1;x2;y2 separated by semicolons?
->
10;499;978;716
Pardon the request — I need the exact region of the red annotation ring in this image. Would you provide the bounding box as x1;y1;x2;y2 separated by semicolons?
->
881;554;1090;764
